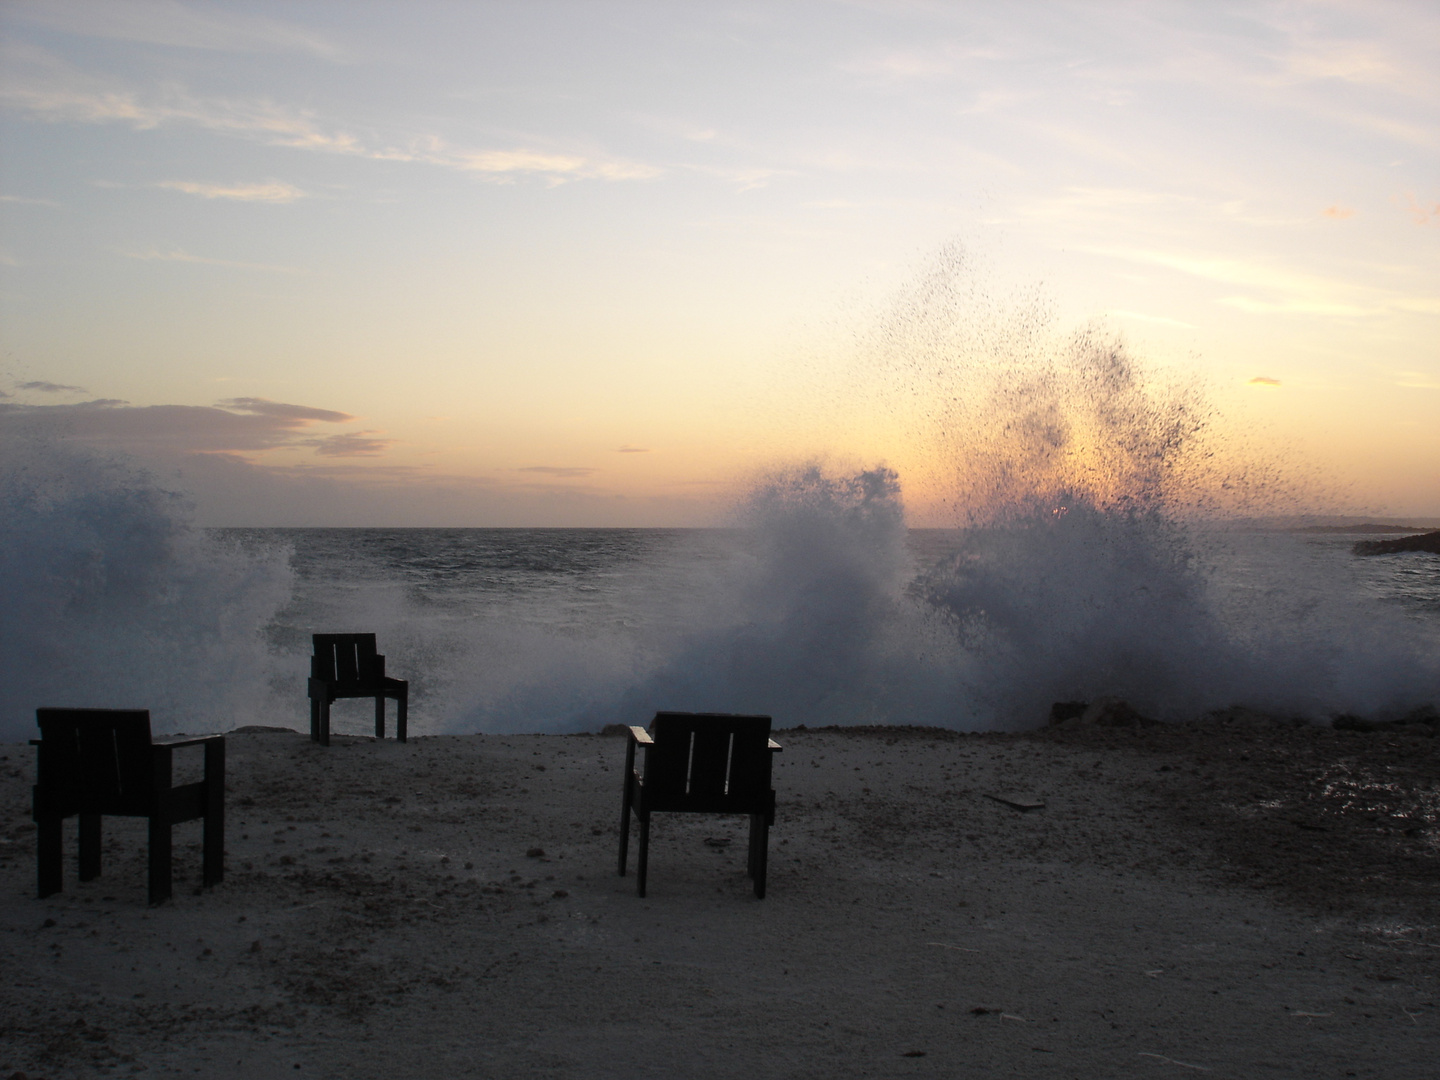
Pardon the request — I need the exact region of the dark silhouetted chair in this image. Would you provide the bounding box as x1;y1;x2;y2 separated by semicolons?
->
31;708;224;905
308;633;408;746
618;712;781;898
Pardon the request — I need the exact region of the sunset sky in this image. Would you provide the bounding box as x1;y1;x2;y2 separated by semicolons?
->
1;1;1436;525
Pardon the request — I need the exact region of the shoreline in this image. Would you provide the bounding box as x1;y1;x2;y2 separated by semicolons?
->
3;719;1438;1077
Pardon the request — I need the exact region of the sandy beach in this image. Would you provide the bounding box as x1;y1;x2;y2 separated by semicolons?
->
3;715;1438;1079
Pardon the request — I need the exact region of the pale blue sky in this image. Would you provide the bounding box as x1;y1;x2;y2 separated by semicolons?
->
1;1;1436;523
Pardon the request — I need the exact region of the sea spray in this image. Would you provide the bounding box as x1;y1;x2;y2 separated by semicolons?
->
866;249;1437;723
571;466;975;729
0;437;293;740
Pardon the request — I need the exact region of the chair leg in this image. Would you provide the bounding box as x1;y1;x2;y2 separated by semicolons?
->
617;779;633;876
150;748;173;905
148;816;172;906
310;698;320;742
636;813;650;898
79;813;102;882
750;813;769;900
319;700;331;747
37;815;62;899
375;696;386;740
202;738;225;888
397;692;407;743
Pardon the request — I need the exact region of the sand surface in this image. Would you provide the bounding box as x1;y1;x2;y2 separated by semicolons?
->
2;715;1439;1078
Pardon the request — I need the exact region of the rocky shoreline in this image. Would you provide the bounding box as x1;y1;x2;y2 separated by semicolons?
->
1353;529;1440;555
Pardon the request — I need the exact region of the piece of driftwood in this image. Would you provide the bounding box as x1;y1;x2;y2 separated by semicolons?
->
618;712;781;899
308;633;409;745
984;792;1046;811
32;708;224;905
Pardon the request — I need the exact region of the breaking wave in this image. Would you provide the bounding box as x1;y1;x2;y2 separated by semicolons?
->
3;246;1435;737
0;437;292;740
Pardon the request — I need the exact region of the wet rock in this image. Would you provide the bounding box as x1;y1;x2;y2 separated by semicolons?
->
1353;530;1440;555
1048;701;1088;725
1333;706;1438;734
1081;698;1157;728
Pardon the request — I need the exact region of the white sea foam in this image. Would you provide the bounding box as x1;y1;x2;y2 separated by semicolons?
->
0;437;292;740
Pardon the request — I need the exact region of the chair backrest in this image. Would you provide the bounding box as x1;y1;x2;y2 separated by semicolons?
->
35;708;154;815
313;633;379;685
642;712;773;813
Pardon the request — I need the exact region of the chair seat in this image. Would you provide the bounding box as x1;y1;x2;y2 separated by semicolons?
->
310;677;408;699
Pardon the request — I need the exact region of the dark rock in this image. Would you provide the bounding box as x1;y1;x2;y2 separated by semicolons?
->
526;847;545;858
598;724;630;737
1333;707;1438;733
1353;530;1440;555
1296;524;1423;534
1049;701;1089;725
1081;698;1157;728
1207;706;1306;729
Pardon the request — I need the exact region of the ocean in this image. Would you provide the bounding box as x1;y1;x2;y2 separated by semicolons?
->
3;444;1437;742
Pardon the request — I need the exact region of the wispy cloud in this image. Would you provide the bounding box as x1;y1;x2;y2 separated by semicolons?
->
308;431;394;457
518;466;597;478
0;396;362;456
1085;246;1418;318
616;445;649;454
1218;296;1377;317
16;380;86;393
1106;310;1195;329
218;398;353;423
158;180;306;203
0;193;59;207
1087;245;1327;294
1394;371;1440;390
402;139;661;185
6;0;345;60
1322;204;1355;219
1248;376;1282;387
1405;193;1440;226
1;45;661;187
122;248;301;273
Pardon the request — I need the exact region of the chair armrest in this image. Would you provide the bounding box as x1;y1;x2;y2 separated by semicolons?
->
153;734;225;749
629;726;654;745
768;739;782;752
371;654;387;679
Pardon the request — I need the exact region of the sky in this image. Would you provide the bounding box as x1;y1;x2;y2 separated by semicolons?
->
1;0;1436;525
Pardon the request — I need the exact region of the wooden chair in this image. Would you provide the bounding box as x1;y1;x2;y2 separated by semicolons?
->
31;708;224;905
308;633;408;746
618;712;782;898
